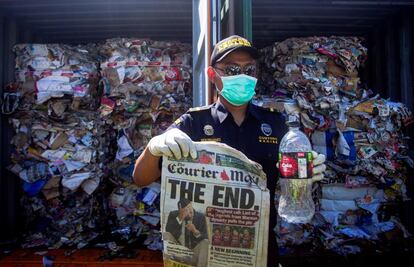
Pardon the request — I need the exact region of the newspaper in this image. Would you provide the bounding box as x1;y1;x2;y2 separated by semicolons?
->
160;141;269;267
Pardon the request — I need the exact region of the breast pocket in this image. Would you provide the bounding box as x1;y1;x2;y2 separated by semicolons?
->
248;139;279;166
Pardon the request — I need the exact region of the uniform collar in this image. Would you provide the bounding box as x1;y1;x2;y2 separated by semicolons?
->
211;101;228;123
211;101;261;124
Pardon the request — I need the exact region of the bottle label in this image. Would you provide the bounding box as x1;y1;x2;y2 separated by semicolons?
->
278;152;313;179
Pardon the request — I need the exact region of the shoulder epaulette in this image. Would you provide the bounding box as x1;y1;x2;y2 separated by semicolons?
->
187;104;213;113
252;104;280;113
265;107;278;113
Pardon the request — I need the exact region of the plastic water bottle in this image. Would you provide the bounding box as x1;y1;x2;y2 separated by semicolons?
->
278;116;314;224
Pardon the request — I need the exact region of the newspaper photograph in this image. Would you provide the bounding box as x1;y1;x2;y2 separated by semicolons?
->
160;141;269;267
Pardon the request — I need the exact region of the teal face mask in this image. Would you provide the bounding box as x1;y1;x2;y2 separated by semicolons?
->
219;74;257;106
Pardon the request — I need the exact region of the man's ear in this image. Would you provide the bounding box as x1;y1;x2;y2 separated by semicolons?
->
207;66;223;91
207;66;215;82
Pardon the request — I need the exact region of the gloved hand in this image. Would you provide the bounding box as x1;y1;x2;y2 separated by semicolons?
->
148;128;197;160
311;151;326;182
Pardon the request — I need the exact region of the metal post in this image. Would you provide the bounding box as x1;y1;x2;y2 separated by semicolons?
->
242;0;252;42
192;0;215;106
228;0;235;37
220;0;251;40
210;0;219;104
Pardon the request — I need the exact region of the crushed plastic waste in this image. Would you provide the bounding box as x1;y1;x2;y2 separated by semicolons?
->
256;36;413;256
2;39;192;253
99;38;192;251
13;43;100;109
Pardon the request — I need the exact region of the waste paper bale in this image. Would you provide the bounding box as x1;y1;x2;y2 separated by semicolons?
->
256;36;413;256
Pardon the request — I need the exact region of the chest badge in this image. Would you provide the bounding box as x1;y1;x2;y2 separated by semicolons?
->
261;123;272;136
203;124;214;136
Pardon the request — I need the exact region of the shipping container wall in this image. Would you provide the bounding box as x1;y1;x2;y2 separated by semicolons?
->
367;9;414;111
0;15;45;241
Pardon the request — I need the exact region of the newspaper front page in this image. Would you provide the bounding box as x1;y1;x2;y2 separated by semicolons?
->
161;142;269;267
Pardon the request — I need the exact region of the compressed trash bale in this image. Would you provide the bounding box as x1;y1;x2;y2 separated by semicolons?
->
256;36;413;256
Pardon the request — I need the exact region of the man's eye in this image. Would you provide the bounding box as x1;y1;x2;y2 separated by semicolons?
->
225;65;241;75
244;65;256;75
